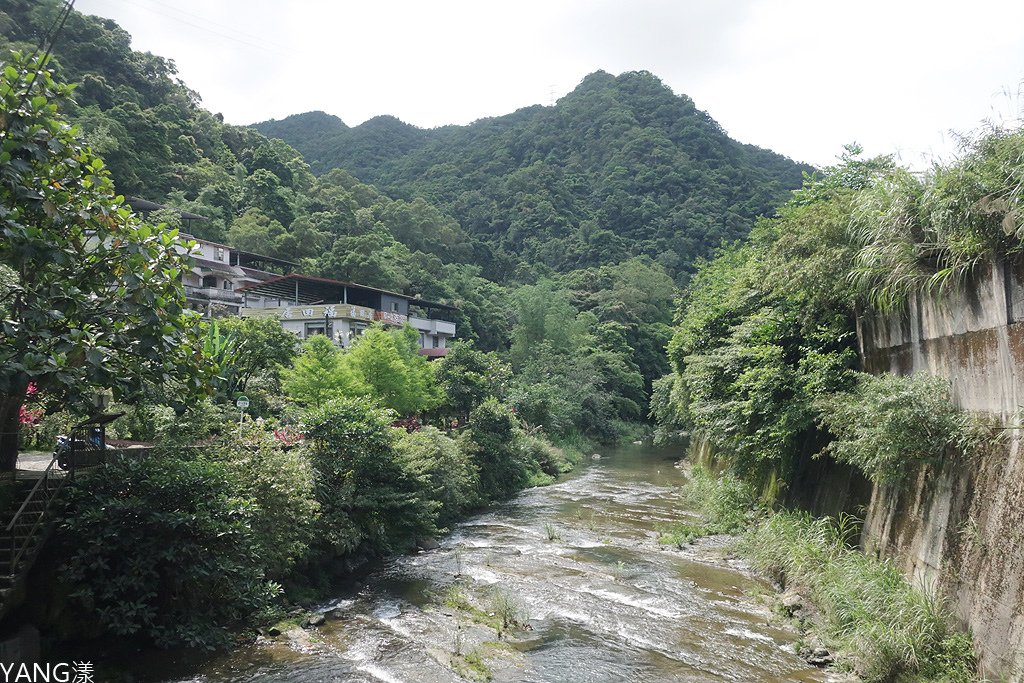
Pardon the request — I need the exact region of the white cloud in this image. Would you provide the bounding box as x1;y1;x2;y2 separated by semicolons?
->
73;0;1024;168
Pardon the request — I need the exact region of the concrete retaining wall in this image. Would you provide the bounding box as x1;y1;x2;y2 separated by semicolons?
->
857;257;1024;678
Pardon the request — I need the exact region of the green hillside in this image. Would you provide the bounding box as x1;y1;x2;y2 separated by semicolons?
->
256;71;813;280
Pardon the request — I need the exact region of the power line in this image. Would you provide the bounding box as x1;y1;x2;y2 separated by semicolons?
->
83;0;291;56
0;0;76;135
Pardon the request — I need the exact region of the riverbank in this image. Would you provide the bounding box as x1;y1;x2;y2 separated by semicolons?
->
89;443;831;682
662;463;979;682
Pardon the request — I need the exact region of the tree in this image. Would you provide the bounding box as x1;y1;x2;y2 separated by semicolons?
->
0;53;203;469
281;334;363;406
342;325;441;415
303;398;436;555
433;341;511;422
61;450;280;648
461;398;527;502
217;316;298;393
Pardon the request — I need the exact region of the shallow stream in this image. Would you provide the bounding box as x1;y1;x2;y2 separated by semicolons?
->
113;443;832;682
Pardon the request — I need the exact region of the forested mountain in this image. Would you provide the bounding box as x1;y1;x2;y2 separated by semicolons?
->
0;0;814;418
256;72;813;280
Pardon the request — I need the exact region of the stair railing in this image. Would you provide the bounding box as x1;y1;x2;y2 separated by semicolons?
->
5;457;73;576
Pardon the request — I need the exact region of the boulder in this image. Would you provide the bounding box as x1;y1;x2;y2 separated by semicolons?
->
780;591;803;615
806;647;834;666
303;613;326;628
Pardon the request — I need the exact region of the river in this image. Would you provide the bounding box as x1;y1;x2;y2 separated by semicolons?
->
112;443;832;682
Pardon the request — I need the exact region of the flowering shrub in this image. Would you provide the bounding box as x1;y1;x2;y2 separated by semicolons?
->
272;425;304;447
19;382;43;425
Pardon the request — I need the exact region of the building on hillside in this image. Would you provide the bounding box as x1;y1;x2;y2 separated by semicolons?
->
237;273;457;356
125;197;297;317
181;237;297;317
123;198;457;350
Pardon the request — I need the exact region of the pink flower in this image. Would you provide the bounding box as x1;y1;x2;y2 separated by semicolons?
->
19;405;43;426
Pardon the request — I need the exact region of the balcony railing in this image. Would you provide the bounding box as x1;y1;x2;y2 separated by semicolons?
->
408;316;456;336
184;286;243;304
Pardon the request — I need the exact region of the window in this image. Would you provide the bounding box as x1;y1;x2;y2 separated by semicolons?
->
432;336;440;348
390;301;399;312
215;247;225;261
304;322;326;338
223;280;233;290
419;333;426;348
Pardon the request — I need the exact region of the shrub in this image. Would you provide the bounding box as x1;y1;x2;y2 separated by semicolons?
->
303;398;437;556
61;451;280;648
152;398;233;445
394;426;479;527
282;335;364;406
658;465;760;546
520;432;577;479
210;426;320;578
461;398;528;502
818;373;969;484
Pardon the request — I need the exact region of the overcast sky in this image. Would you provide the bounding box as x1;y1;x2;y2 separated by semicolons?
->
74;0;1024;169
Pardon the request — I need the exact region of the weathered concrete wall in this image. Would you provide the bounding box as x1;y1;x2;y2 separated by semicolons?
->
857;257;1024;679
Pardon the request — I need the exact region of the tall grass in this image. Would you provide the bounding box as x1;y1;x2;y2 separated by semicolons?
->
739;512;975;682
658;465;761;546
852;127;1024;313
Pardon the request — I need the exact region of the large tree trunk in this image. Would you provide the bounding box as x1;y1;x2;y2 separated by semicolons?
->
0;392;26;473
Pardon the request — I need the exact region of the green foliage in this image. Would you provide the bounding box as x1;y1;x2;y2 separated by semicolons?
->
282;335;364;406
284;327;442;416
433;342;511;421
393;426;479;527
201;321;240;400
507;284;645;443
61;450;282;648
658;465;760;546
818;373;973;485
520;432;578;479
851;129;1024;312
648;373;689;443
342;325;442;415
151;397;232;445
303;398;436;555
216;315;298;393
740;512;976;682
210;426;320;578
461;398;528;502
0;51;205;466
660;152;877;488
256;71;810;281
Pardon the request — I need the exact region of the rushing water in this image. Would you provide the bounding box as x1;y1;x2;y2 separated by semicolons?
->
112;443;832;682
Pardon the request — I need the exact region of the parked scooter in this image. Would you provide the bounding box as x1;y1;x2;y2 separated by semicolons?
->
53;434;74;470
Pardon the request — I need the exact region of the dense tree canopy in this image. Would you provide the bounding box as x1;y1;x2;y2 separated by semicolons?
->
0;51;204;469
256;71;812;282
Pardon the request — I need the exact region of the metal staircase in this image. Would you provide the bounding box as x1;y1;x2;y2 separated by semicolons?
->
0;459;72;619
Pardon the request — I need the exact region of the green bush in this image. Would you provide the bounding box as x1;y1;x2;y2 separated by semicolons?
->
394;426;479;527
520;432;577;478
303;398;437;556
61;451;281;648
461;398;529;502
659;465;760;546
818;373;969;484
152;398;233;445
210;426;320;578
740;512;976;682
